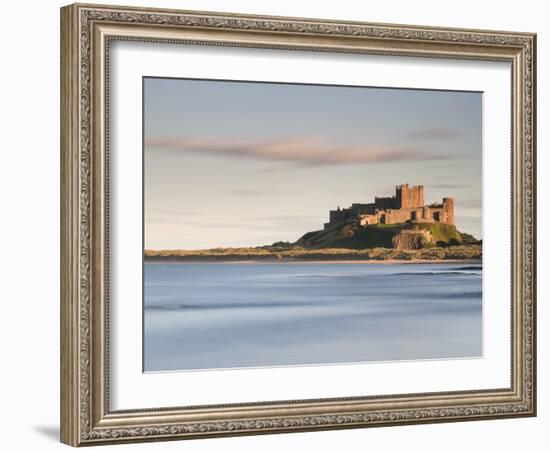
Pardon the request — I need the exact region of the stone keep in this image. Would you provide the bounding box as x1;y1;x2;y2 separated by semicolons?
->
324;184;455;230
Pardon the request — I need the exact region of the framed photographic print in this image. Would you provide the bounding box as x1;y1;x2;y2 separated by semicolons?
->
60;3;537;446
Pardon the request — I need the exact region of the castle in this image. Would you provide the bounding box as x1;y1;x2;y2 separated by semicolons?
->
324;184;454;230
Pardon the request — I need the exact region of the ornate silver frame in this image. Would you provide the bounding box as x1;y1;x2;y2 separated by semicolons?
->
60;3;536;446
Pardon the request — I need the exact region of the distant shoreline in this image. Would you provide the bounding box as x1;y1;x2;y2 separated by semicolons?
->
144;245;482;264
144;258;482;265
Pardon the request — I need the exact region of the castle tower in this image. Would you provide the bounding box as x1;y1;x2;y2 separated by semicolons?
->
395;184;406;209
395;184;424;209
414;185;425;208
442;197;454;224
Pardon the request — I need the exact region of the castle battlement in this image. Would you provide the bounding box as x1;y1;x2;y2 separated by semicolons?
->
324;184;454;230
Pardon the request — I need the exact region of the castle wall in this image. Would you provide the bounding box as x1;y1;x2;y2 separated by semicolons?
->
384;207;424;224
351;203;375;215
329;209;350;224
325;183;454;229
358;203;454;227
374;196;396;210
359;214;380;226
422;204;454;225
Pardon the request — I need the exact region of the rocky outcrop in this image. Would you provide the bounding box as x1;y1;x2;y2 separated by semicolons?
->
295;221;474;251
392;230;434;250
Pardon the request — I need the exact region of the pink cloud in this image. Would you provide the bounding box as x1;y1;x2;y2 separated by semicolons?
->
145;136;454;166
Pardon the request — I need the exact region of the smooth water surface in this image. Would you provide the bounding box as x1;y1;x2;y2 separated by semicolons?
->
144;262;482;371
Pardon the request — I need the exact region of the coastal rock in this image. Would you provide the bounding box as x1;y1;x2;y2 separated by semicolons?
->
392;230;433;250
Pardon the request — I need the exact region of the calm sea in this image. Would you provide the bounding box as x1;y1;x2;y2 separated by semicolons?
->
144;262;482;371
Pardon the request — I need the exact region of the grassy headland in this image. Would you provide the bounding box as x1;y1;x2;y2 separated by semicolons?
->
145;222;481;263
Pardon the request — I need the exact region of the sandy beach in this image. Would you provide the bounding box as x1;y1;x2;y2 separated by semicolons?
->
145;258;482;265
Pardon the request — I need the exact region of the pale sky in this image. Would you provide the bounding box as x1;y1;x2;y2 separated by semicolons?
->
144;77;482;250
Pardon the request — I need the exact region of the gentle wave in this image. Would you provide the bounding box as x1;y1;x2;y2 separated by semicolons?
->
390;271;481;277
423;291;482;299
442;265;482;271
146;300;311;311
